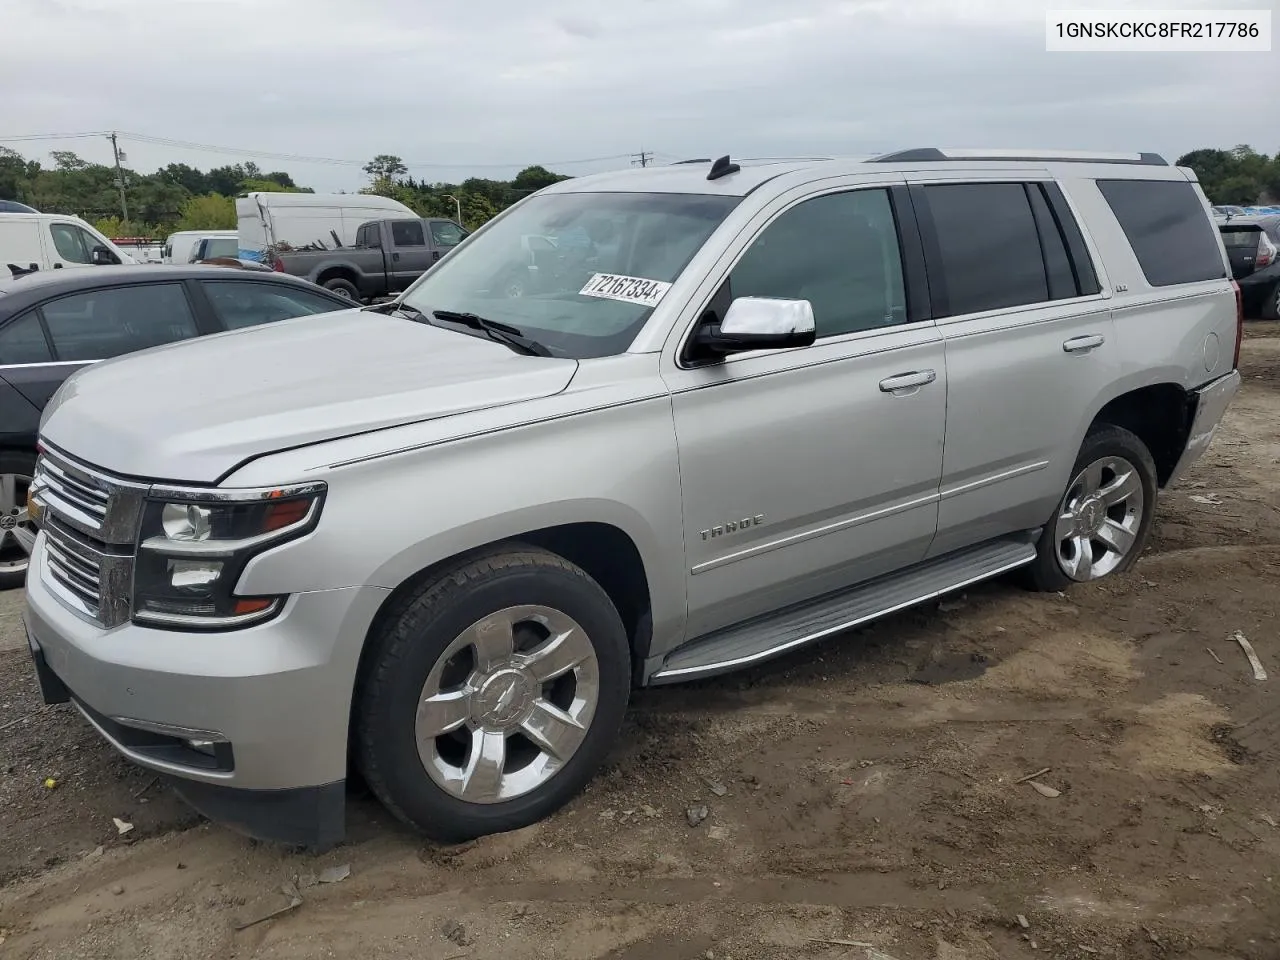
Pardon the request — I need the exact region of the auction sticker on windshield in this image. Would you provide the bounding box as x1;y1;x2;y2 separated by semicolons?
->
579;273;672;307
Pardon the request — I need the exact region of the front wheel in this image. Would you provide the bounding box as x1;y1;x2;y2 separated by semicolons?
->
0;450;37;590
1024;424;1158;592
354;548;631;842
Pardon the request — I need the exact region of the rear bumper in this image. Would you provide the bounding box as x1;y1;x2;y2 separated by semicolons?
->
1167;370;1242;487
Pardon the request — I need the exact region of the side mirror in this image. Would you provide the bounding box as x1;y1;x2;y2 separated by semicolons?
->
692;297;816;358
91;245;117;266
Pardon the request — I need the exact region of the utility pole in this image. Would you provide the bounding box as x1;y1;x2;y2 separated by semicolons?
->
631;151;652;168
108;132;129;222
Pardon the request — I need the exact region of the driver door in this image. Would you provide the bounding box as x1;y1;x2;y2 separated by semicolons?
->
663;185;947;640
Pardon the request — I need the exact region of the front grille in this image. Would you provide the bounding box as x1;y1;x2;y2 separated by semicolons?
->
43;521;103;613
32;447;144;628
38;457;109;528
31;448;146;544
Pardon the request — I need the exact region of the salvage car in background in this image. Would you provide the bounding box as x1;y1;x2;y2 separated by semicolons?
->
269;217;468;302
1218;214;1280;318
0;265;351;586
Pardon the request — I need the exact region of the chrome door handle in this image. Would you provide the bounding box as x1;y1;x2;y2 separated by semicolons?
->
1063;334;1105;353
879;369;937;393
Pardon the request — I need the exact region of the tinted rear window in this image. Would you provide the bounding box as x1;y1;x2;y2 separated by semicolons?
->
1220;227;1262;248
1096;179;1226;286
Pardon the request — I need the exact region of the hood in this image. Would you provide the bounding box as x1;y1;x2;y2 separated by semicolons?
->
40;309;578;483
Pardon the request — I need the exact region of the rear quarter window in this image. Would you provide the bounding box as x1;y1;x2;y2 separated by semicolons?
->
1096;179;1226;287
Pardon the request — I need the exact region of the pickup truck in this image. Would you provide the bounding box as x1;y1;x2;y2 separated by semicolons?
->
274;217;467;302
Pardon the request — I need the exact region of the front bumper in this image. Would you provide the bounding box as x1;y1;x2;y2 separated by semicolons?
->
24;533;389;847
1167;369;1243;487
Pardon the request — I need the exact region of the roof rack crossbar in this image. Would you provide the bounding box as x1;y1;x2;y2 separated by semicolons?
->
870;148;1168;166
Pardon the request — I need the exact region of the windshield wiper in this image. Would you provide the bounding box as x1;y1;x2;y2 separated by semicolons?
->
430;310;552;357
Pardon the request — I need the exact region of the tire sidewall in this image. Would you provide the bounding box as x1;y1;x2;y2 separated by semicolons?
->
0;450;37;590
1030;425;1158;590
323;279;360;301
359;560;630;840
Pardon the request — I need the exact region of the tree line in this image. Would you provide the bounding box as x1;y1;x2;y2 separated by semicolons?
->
1;142;1275;244
0;145;572;241
1175;145;1279;206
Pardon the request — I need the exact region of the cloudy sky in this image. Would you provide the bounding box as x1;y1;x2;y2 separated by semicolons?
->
2;0;1272;191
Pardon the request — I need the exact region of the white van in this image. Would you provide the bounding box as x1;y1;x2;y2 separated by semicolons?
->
163;229;237;265
235;192;416;263
0;213;135;278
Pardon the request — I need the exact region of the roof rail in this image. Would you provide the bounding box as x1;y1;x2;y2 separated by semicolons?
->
870;148;1168;166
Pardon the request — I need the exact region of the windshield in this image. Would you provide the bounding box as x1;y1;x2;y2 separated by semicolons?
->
399;191;739;358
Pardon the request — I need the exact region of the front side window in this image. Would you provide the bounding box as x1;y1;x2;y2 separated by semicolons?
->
400;192;739;358
728;189;908;337
202;280;344;330
430;220;467;247
1097;179;1227;287
49;223;92;264
41;283;199;362
0;312;53;364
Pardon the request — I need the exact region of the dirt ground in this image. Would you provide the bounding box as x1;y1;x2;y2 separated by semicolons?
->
2;330;1279;960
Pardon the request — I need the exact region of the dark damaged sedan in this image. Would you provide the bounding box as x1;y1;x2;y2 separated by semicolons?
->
0;265;351;587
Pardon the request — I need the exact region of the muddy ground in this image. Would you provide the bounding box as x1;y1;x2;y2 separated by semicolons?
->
2;329;1279;960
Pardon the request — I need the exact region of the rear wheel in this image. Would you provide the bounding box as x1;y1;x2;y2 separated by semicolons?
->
1024;425;1157;592
323;278;361;302
355;548;630;842
1261;281;1280;321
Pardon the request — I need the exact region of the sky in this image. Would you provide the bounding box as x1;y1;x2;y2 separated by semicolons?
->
1;0;1273;192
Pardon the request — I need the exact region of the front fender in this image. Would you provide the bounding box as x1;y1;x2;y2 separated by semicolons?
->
230;391;687;655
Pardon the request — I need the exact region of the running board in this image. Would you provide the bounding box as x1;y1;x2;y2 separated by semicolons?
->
649;536;1037;684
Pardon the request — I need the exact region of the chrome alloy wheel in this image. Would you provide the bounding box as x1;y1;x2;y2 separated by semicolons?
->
415;604;600;803
0;472;36;576
1055;455;1145;582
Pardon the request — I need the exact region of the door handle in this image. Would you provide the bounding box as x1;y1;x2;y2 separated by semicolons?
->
1063;334;1105;353
879;369;937;393
392;252;400;262
432;250;441;261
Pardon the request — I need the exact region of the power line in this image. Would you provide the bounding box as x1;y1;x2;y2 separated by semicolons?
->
0;131;109;142
0;130;639;171
631;151;653;168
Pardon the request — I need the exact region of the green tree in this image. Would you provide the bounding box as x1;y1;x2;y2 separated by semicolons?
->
1177;144;1279;204
364;154;408;184
49;150;90;172
511;164;569;196
159;163;210;195
175;193;236;231
0;146;40;202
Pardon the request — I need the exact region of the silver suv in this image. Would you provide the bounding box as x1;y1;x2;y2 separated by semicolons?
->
24;148;1242;848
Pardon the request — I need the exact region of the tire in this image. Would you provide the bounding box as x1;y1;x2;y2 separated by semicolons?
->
1261;281;1280;321
322;278;361;302
0;449;37;590
354;547;631;842
1023;425;1158;593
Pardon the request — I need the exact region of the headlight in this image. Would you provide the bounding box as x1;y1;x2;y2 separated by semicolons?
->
132;481;325;630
